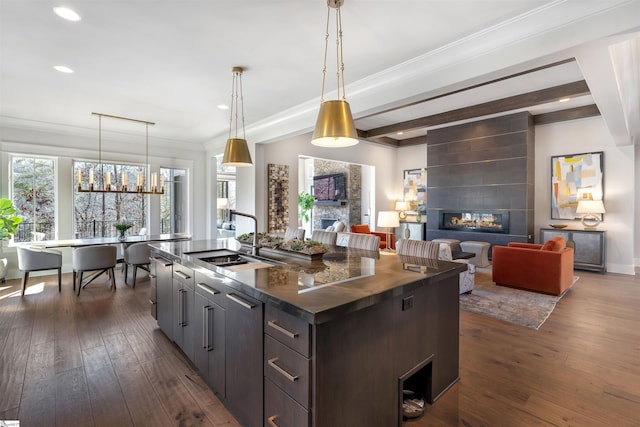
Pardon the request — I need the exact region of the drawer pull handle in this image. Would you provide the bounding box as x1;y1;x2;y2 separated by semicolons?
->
267;320;298;339
267;415;280;427
175;270;191;280
156;256;173;267
197;283;220;296
226;293;256;310
268;357;299;382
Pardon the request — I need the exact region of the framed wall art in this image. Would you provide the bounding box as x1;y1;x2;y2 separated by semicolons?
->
551;151;604;220
403;168;427;220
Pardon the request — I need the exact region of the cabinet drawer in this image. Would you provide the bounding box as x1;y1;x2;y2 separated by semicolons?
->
264;378;309;427
173;263;195;289
194;271;227;306
265;304;311;357
264;335;310;408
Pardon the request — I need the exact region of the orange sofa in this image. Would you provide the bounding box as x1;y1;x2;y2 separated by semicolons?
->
491;237;574;296
350;224;395;250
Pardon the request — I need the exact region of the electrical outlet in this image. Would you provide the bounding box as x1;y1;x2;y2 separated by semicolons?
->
402;295;414;311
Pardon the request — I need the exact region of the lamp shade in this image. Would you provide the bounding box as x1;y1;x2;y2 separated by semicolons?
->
217;198;229;209
311;100;359;147
394;201;410;211
377;211;400;228
222;138;252;167
576;200;605;214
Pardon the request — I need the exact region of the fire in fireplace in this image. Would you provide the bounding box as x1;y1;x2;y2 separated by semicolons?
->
439;211;509;234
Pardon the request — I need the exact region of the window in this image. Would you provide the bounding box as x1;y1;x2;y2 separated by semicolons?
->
160;167;187;233
73;161;147;238
216;155;236;218
11;156;56;242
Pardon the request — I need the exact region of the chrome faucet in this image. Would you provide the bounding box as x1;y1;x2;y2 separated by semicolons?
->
229;210;260;256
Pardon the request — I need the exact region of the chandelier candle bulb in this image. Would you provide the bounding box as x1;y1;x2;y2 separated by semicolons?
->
106;172;111;189
89;169;94;189
77;169;82;190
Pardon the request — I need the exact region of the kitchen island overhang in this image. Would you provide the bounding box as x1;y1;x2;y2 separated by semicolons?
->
149;239;465;427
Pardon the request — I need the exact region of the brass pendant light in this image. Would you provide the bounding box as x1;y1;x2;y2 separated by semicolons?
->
222;66;253;167
311;0;359;147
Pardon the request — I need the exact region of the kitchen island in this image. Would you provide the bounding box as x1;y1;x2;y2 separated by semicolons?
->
149;239;466;427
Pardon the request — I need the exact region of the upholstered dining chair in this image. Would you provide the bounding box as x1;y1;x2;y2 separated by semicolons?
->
311;229;338;246
123;242;151;287
396;239;475;294
346;233;380;251
284;227;306;240
16;246;63;295
72;245;117;296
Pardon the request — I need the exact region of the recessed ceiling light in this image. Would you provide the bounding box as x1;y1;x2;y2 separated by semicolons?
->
54;65;74;73
53;7;81;21
558;97;571;103
396;131;404;135
217;104;229;110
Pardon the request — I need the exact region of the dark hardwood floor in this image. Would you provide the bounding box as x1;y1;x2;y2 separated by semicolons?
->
1;267;638;426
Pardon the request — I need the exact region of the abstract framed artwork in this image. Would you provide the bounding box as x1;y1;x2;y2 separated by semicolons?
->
403;168;427;220
551;151;604;220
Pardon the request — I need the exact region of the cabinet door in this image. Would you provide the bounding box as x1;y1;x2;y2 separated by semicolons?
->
194;291;226;398
194;292;210;378
225;291;263;427
172;281;195;360
572;231;605;270
540;228;570;243
154;256;173;338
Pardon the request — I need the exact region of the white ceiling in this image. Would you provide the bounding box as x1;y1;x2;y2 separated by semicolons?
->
1;0;639;151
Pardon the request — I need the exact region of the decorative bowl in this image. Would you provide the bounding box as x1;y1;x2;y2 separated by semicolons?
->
549;224;568;229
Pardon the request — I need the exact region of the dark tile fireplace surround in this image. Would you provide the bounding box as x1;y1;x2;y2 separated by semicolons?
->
425;112;535;257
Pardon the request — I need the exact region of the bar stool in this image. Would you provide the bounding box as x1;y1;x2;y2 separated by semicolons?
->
72;245;117;296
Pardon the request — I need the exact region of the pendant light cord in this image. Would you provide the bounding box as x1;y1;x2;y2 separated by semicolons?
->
320;1;347;103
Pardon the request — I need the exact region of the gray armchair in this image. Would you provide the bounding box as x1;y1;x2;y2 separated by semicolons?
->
123;242;151;287
72;245;117;296
17;246;63;295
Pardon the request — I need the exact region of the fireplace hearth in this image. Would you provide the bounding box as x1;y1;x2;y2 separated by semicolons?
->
439;211;509;234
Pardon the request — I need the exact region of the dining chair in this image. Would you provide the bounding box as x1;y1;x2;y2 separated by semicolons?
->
311;229;338;246
72;245;117;296
123;242;151;287
346;233;380;251
16;246;63;295
284;227;305;240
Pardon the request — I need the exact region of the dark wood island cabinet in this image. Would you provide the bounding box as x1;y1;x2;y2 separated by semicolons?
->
150;240;465;427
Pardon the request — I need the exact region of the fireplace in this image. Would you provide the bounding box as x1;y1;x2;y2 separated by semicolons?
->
320;218;338;229
439;211;509;234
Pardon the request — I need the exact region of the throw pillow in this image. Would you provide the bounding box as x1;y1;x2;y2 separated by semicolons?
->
541;237;566;251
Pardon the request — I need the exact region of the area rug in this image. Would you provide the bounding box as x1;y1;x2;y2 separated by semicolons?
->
459;268;578;330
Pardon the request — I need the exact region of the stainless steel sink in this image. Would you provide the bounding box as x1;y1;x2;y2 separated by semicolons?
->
199;253;250;267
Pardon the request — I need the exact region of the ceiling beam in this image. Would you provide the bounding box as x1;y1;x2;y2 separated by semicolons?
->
362;80;591;138
533;104;600;125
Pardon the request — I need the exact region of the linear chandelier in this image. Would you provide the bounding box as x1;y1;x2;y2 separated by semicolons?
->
77;112;164;195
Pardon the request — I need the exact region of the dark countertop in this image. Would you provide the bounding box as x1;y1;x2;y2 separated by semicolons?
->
149;238;466;324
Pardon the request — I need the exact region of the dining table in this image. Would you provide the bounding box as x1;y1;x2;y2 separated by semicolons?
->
17;233;191;249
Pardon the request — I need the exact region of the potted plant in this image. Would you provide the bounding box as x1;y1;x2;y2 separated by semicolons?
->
298;191;315;225
0;198;23;281
114;221;134;241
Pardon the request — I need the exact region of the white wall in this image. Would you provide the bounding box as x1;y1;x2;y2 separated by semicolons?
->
535;116;635;275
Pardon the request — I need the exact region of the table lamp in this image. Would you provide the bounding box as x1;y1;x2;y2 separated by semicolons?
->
377;211;400;251
576;200;605;230
394;201;410;220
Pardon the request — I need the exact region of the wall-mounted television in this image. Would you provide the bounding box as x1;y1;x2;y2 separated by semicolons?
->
313;173;346;201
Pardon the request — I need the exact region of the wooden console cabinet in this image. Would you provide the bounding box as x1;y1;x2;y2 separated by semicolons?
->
540;228;606;273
